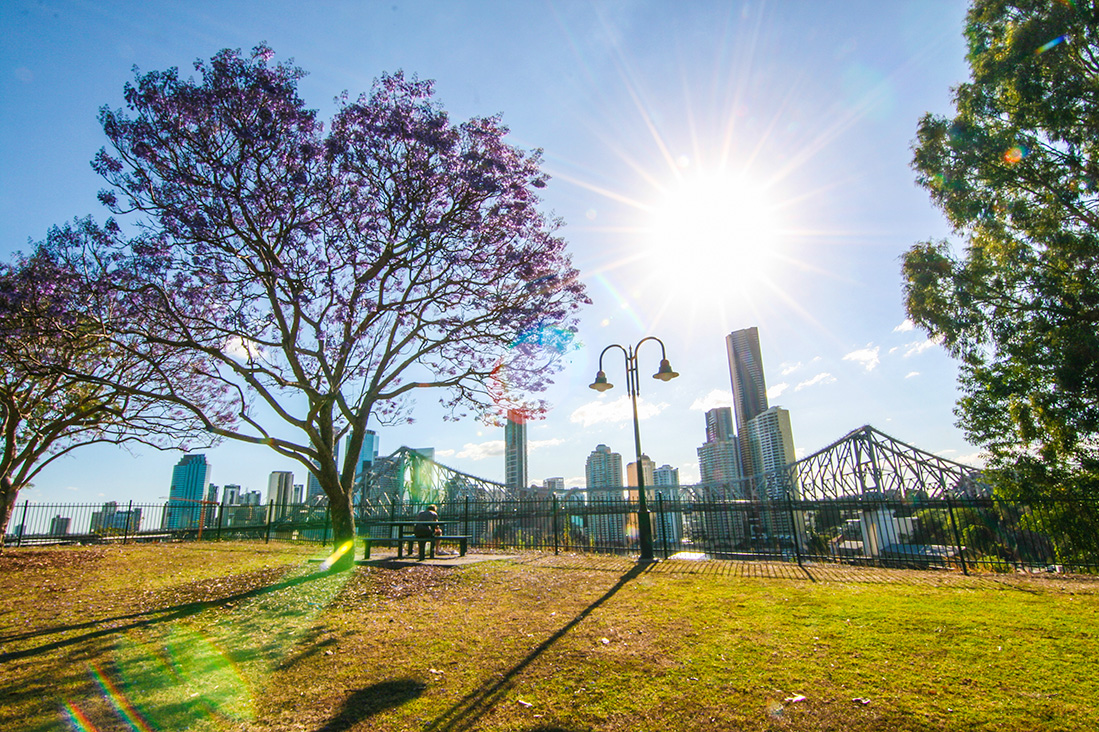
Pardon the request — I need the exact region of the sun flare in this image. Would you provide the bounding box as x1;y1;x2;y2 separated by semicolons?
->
643;171;781;294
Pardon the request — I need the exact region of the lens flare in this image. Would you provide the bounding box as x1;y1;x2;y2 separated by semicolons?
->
320;540;354;570
1003;146;1028;164
1037;35;1067;54
89;661;155;732
62;701;100;732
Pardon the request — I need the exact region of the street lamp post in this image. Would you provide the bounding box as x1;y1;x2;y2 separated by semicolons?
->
589;336;679;562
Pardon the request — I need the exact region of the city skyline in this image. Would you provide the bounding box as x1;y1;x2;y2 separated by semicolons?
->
2;2;979;503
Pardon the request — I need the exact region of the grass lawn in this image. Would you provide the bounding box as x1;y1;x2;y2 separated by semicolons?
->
1;543;1097;731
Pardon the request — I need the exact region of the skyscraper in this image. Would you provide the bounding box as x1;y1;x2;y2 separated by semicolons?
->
653;464;680;487
746;406;801;542
626;454;655;490
504;409;528;493
697;440;741;488
268;470;294;520
49;515;71;536
697;407;747;547
585;444;623;490
544;477;566;492
650;464;684;550
705;406;735;443
222;484;241;506
163;454;212;530
746;407;798;499
586;444;628;545
727;328;769;481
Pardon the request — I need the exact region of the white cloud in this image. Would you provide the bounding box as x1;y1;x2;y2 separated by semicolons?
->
566;476;587;489
953;451;987;468
689;389;733;411
780;356;820;375
795;372;836;391
843;345;880;371
767;383;789;400
65;486;80;492
530;438;564;450
904;338;939;357
893;319;916;333
569;396;666;428
455;440;504;460
435;449;456;458
677;462;700;485
905;371;920;379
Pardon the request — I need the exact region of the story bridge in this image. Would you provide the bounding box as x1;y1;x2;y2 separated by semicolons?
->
360;424;986;506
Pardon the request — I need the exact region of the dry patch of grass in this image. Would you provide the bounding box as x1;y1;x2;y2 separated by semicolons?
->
2;545;1098;731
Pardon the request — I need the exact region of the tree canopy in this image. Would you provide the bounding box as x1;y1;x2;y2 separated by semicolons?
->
903;0;1099;486
52;44;588;563
0;244;212;540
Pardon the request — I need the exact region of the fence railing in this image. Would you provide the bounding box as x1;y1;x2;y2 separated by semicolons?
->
6;494;1098;574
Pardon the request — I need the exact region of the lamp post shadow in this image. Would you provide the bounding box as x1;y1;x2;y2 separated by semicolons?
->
423;561;653;732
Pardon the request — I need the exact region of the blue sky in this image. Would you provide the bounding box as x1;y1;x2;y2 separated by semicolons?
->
1;0;976;503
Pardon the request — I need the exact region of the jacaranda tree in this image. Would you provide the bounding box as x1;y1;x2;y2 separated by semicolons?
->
903;0;1099;501
0;243;213;543
57;45;587;566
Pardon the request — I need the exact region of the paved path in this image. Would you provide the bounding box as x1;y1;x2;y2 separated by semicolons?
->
356;548;1099;592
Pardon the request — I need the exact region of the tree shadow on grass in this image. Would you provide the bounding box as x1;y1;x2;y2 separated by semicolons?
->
315;678;427;732
0;568;339;663
422;562;653;732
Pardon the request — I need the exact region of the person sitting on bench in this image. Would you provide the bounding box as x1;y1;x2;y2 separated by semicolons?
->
412;505;442;555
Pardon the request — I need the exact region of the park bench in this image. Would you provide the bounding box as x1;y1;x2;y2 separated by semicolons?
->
362;533;470;560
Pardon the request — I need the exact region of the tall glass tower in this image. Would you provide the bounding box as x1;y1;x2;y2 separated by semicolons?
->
726;327;769;482
163;454;211;530
504;409;528;493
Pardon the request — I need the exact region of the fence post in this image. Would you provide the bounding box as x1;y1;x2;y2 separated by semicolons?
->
123;500;133;545
265;500;274;544
657;492;668;560
16;500;29;547
217;498;225;541
553;495;560;556
464;496;470;538
787;498;803;566
322;505;330;547
946;498;968;576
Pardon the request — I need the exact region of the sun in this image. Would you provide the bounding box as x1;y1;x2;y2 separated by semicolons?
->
643;170;781;292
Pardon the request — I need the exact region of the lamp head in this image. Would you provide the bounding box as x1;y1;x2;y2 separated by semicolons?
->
589;370;614;392
653;358;679;382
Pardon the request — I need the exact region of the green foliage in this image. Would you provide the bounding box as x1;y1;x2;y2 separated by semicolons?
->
904;0;1099;479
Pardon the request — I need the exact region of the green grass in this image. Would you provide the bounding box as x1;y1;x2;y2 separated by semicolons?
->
1;544;1097;731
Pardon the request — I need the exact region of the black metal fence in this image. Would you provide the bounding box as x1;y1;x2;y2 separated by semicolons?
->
6;494;1099;574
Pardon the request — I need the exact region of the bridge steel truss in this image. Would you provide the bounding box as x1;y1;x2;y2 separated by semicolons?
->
363;446;509;508
785;424;988;501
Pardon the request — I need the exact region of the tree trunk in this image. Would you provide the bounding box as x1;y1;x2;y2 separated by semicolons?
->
0;474;18;550
325;481;356;571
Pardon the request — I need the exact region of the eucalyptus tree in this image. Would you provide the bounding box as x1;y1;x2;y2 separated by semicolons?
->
903;0;1099;495
61;45;587;566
